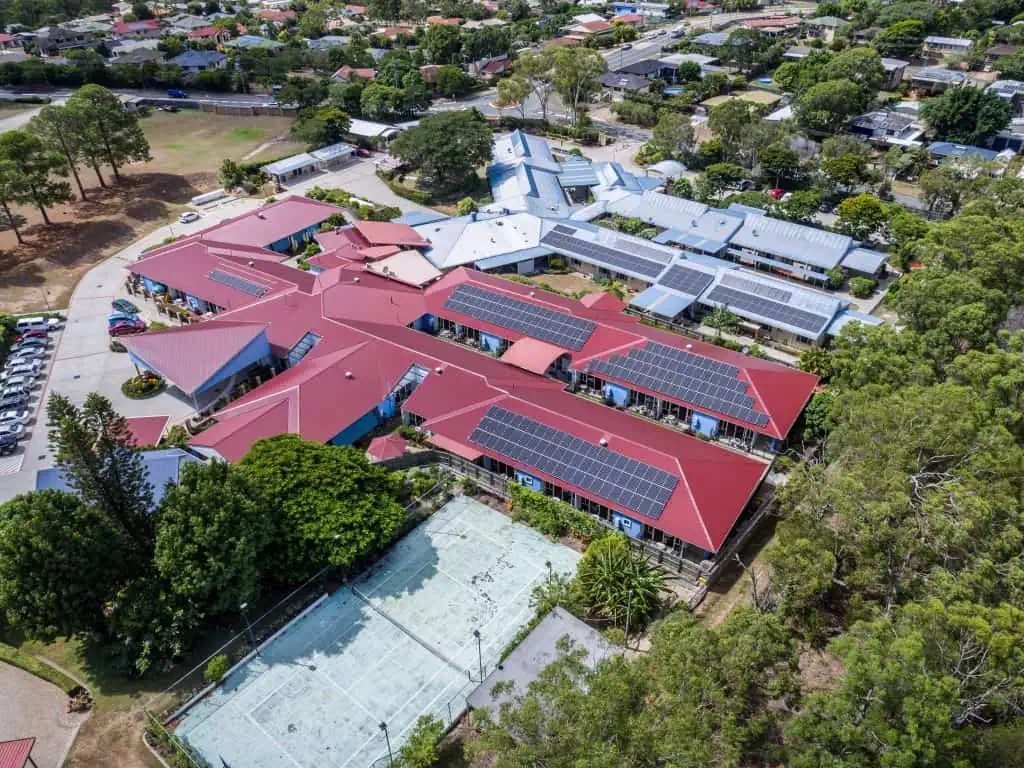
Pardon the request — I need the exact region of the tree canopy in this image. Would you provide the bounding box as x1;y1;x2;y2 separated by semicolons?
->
920;86;1013;144
390;109;492;191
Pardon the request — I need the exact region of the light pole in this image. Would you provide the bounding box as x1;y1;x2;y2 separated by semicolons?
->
472;629;484;682
379;722;393;766
240;602;258;656
625;587;633;643
545;560;553;583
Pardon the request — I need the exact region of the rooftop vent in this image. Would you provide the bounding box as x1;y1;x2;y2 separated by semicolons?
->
345;371;353;379
685;343;693;349
752;228;759;237
248;260;255;266
599;437;608;447
353;276;360;283
529;291;536;297
434;366;443;374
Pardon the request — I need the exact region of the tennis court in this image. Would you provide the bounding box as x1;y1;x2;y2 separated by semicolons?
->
175;495;581;768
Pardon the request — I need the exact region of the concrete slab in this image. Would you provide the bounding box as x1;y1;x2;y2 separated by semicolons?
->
0;662;88;768
176;497;581;768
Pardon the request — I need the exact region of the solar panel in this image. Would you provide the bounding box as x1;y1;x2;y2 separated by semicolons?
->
469;406;678;519
706;285;828;334
552;224;577;236
443;284;597;351
658;264;714;296
585;342;771;427
720;272;792;302
207;269;269;298
540;231;665;279
614;237;674;265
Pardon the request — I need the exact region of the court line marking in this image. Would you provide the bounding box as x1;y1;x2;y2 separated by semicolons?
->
244;711;304;768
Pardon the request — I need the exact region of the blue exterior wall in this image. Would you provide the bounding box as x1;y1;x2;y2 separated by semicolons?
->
195;332;273;394
267;224;321;253
692;411;719;437
330;409;381;446
514;470;543;491
377;394;397;419
603;382;630;406
414;313;437;332
480;332;503;352
143;277;166;294
612;512;645;538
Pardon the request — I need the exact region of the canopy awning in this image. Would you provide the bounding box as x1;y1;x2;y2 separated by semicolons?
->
500;337;568;375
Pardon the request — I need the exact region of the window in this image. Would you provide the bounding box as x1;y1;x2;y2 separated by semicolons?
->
286;332;321;367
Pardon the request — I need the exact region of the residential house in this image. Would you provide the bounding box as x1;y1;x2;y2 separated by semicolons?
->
804;15;845;42
691;31;729;47
612;13;644;27
425;15;462;25
260;142;356;184
34;27;101;56
600;72;651;93
331;65;376;82
169;14;212;32
114;47;167;66
881;57;908;89
110;19;164;39
257;9;297;21
910;67;967;94
613;1;670;19
922;35;973;58
988;79;1024;116
743;15;802;38
985;43;1021;68
306;35;350;49
470;55;513;77
565;15;615;42
172;50;228;72
108;38;161;59
188;26;231;45
783;45;811;60
222;35;284;52
0;33;20;51
848;110;924;145
379;26;415;40
927;141;1001;165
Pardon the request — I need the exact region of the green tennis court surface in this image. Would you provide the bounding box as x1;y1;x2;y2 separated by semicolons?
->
175;496;580;768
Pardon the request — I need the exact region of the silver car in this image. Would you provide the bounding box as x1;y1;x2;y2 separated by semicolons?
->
2;375;37;391
1;362;41;380
0;408;31;426
9;346;47;363
0;422;25;441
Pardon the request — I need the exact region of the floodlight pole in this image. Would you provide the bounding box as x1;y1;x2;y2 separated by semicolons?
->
545;560;553;583
240;602;259;657
473;629;484;682
379;722;393;765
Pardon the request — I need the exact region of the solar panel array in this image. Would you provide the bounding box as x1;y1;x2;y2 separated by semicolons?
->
469;406;678;519
207;269;269;298
720;272;792;302
706;285;828;334
658;264;715;296
586;342;770;427
552;224;577;236
614;237;674;265
443;284;596;351
541;230;665;279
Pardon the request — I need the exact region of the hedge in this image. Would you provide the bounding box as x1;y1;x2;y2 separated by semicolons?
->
507;484;610;543
0;642;79;694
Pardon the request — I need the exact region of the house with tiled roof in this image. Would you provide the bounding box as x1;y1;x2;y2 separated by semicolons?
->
331;65;376;82
111;18;164;39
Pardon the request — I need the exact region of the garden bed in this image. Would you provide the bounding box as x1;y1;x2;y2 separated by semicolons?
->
121;372;165;399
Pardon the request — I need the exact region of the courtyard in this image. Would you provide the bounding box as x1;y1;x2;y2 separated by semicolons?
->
174;496;580;768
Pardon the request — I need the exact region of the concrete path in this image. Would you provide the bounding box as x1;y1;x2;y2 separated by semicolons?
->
279;156;439;215
0;662;88;768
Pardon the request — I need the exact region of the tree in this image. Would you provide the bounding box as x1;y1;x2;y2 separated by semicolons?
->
920;86;1013;144
496;74;531;119
401;71;431;113
549;46;606;126
574;535;667;631
66;84;151;183
820;152;874;196
695;162;745;202
422;22;463;64
0;490;129;641
278;76;328;110
154;461;272;615
708;99;755;160
773;188;822;223
295;106;352;146
218;158;245;190
0;160;27;244
649;109;694;159
360;82;404;120
456;196;478;215
759;141;802;186
918;160;987;215
837;192;887;240
297;8;326;38
131;2;153;18
390;110;492;191
46;393;155;556
396;715;444;768
873;19;926;58
512;50;555;121
329;81;364;115
435;64;472;98
240;435;406;580
704;304;740;334
796;78;868;133
820;46;885;91
883;144;929;180
995;49;1024;80
30;104;89;200
0;130;73;226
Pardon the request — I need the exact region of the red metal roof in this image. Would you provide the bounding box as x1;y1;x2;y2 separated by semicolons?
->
125;415;170;447
124;322;267;395
482;58;512;74
614;13;643;23
359;245;402;260
367;434;408;461
0;738;34;768
202;196;341;250
188;26;222;38
352;220;429;249
500;337;567;375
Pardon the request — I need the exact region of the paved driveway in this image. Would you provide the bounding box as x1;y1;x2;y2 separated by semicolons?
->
281;156;439;215
0;662;88;768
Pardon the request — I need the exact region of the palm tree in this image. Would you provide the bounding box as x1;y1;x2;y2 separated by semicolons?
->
575;535;667;632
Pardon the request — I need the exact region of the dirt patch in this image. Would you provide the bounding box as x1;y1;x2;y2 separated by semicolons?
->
0;110;298;313
695;516;778;628
798;648;844;694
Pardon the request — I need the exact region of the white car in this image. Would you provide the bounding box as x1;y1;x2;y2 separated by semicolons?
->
2;375;38;391
2;362;41;380
0;409;30;426
178;211;200;224
0;422;25;441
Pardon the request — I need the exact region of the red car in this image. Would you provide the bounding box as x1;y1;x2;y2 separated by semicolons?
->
16;329;48;342
109;320;146;336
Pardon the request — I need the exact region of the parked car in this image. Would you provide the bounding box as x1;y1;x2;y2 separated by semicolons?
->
109;312;140;326
178;211;200;224
109;320;147;336
621;43;632;49
0;409;31;426
16;328;48;342
0;422;25;441
12;335;47;350
0;384;29;400
0;433;17;455
9;347;46;363
167;89;188;99
2;362;42;381
112;299;139;314
0;391;29;410
3;375;37;391
15;316;61;334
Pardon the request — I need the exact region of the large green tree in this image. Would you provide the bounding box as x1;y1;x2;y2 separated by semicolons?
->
920;86;1013;144
66;84;152;183
390;109;492;191
240;435;406;579
549;45;606;126
0;130;73;226
795;78;868;133
154;461;273;615
573;535;667;631
0;490;129;641
30;104;90;200
873;19;927;58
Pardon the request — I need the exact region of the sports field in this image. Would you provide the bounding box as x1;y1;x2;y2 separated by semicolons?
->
175;495;581;768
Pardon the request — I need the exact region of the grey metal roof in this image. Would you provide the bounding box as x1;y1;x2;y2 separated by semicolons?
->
850;110;916;132
841;247;887;274
600;72;651;90
924;35;972;47
826;307;884;337
171;50;226;67
261;152;317;175
988;79;1024;99
728;215;853;271
557;158;601;187
808;15;846;26
615;58;663;76
692;31;729;46
467;608;617;715
310;142;355;162
605;190;708;229
927;141;999;161
913;68;968;84
880;57;908;71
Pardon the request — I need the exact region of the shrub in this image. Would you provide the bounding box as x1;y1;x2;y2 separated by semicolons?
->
204;654;230;684
109;340;126;353
121;372;164;399
548;256;567;272
456;196;478;215
825;267;846;290
508;484;609;543
849;276;877;298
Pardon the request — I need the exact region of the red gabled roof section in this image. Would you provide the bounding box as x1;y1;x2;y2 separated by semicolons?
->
500;337;567;375
352;220;429;248
192;399;293;462
0;738;35;768
125;415;170;447
579;291;624;311
123;322;267;395
367;433;408;461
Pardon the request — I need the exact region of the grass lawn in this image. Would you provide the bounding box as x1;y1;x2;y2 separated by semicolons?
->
0;110;301;314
